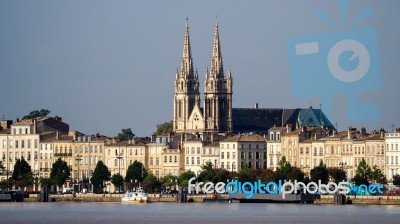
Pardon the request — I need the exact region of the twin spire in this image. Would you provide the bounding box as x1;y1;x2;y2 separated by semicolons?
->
178;19;225;80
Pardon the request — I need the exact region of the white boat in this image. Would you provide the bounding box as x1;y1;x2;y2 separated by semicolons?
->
121;188;150;203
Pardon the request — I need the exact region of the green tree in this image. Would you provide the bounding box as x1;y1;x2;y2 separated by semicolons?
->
353;158;372;186
289;167;305;182
153;121;173;135
328;167;347;183
178;170;195;187
22;109;50;119
371;165;387;184
50;158;71;190
142;173;158;192
393;174;400;187
310;160;329;184
162;174;177;188
12;157;34;189
213;169;232;183
257;168;277;183
125;160;145;184
198;161;215;182
117;128;135;140
276;156;292;181
111;174;124;192
91;161;111;193
237;166;257;183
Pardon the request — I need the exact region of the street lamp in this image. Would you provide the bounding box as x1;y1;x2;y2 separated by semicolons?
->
116;153;123;193
75;155;82;192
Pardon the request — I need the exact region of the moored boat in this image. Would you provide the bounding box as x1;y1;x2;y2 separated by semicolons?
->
121;188;150;203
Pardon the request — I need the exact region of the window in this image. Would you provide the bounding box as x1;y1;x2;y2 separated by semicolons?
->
150;158;153;166
270;157;273;166
227;152;230;159
191;147;195;154
164;156;167;163
197;147;200;154
233;152;236;159
191;157;194;165
249;144;252;149
233;144;236;149
186;157;189;165
221;162;224;169
174;156;177;163
270;145;273;154
306;147;309;154
314;147;317;155
241;152;245;159
227;144;230;149
169;156;172;163
256;152;260;159
197;157;200;165
249;152;253;159
156;158;159;165
300;147;303;154
221;152;224;159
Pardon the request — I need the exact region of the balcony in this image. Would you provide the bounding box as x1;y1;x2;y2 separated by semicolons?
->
54;153;72;157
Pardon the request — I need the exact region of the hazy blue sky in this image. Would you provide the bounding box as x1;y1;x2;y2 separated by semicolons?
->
0;0;399;136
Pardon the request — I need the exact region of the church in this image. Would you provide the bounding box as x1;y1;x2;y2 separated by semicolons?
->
173;20;334;135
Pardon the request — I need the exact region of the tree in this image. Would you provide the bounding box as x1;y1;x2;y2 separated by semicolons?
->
213;169;232;183
142;173;158;192
393;174;400;187
310;160;329;184
257;168;277;183
22;109;50;119
50;158;71;190
237;166;257;183
91;161;111;193
353;158;372;186
276;156;292;181
12;157;34;189
289;167;305;182
328;167;347;183
178;170;195;187
162;174;177;188
111;174;124;192
125;160;145;184
153;121;173;135
117;128;135;140
198;161;215;183
371;165;387;184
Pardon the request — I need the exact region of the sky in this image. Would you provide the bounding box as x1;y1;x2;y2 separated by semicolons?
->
0;0;399;137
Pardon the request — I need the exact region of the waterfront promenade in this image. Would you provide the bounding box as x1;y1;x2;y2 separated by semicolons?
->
23;193;400;205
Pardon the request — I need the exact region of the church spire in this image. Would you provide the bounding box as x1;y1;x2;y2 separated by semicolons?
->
180;18;194;78
210;20;224;79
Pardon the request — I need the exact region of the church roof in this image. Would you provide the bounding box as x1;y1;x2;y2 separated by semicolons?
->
232;107;333;133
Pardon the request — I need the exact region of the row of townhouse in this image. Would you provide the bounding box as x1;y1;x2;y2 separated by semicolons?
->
2;117;400;192
267;125;400;182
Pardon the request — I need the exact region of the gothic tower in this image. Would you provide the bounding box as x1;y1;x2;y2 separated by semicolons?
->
173;19;200;133
204;21;233;133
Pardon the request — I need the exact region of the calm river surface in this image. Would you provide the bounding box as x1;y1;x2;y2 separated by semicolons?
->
0;202;399;223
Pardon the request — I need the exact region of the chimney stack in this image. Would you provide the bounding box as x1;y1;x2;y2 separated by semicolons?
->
56;131;60;140
255;103;259;109
348;127;351;139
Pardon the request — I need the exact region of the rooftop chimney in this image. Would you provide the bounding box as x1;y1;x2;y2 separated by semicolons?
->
56;131;60;140
255;103;259;109
348;127;351;139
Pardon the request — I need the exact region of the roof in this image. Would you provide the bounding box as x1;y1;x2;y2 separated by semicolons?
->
204;141;220;147
232;107;333;133
221;134;266;142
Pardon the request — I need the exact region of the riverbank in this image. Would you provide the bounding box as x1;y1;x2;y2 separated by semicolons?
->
23;194;400;205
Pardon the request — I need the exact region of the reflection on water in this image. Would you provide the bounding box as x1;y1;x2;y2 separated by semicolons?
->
0;202;399;224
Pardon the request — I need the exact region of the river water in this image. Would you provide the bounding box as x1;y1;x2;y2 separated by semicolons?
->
0;202;399;223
